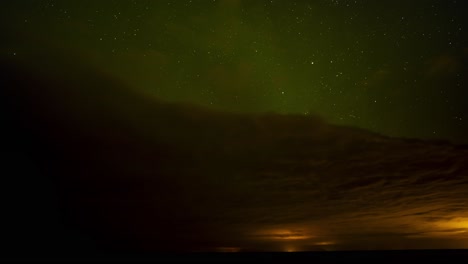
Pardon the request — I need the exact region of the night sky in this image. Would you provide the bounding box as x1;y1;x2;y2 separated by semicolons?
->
2;0;467;142
1;0;468;255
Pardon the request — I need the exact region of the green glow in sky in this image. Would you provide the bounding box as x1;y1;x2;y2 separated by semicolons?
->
1;0;467;142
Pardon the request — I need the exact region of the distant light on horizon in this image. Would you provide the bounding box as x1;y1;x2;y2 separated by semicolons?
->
252;228;314;241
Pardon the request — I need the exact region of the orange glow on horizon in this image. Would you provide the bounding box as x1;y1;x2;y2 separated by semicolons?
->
284;246;299;252
252;228;314;241
314;241;335;246
437;218;468;230
215;247;242;253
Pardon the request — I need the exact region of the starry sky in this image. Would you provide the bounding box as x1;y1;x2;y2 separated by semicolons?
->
1;0;468;256
1;0;467;142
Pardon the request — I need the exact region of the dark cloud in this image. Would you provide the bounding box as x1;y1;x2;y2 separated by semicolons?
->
1;57;468;253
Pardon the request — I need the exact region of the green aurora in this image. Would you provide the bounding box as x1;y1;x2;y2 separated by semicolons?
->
2;1;468;255
1;0;467;142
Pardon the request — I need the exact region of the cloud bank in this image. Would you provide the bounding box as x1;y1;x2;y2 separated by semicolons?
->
1;57;468;253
